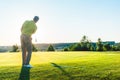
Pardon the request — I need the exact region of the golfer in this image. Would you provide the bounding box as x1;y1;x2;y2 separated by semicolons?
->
20;16;39;68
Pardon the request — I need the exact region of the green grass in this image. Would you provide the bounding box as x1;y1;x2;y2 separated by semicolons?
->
0;52;120;80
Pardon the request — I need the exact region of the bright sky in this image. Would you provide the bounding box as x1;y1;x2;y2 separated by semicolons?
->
0;0;120;46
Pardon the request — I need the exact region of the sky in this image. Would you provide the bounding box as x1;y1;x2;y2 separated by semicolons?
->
0;0;120;46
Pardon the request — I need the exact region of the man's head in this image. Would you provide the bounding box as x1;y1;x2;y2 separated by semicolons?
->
33;16;39;23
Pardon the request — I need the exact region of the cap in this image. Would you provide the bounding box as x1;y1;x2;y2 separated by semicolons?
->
33;16;39;22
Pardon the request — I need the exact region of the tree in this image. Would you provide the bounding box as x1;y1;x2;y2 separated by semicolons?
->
103;43;111;51
69;35;94;51
116;44;120;51
63;47;69;51
87;42;95;51
80;35;92;51
96;38;103;51
69;43;81;51
113;43;120;51
80;35;88;43
69;44;76;51
32;44;38;52
11;44;19;52
47;44;55;51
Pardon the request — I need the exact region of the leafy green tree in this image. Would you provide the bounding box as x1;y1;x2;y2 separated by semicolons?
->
111;45;116;51
63;47;69;51
80;35;88;43
47;44;55;51
103;43;111;51
80;35;92;51
90;45;95;51
69;43;81;51
113;43;120;51
12;44;19;52
69;44;76;51
87;42;95;51
69;35;94;51
117;43;120;51
96;38;103;51
32;44;38;52
111;45;120;51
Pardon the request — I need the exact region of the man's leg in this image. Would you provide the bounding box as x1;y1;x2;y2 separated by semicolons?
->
22;47;27;65
25;38;32;65
21;34;27;65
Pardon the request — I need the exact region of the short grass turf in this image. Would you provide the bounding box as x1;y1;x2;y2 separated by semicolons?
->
0;51;120;80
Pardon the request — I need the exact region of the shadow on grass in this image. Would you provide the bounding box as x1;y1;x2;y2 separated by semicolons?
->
18;67;31;80
51;63;74;80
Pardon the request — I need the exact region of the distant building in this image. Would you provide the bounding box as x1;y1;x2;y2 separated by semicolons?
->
102;41;115;45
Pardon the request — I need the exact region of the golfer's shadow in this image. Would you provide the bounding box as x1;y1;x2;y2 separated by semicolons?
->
18;67;31;80
51;63;74;80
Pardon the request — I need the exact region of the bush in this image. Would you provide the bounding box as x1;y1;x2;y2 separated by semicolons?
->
32;44;38;52
11;44;19;52
47;45;55;51
69;43;81;51
63;47;69;51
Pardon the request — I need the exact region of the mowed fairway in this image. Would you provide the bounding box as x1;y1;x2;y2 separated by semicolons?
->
0;52;120;80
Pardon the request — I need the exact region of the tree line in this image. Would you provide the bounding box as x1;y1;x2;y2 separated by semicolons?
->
42;35;120;51
11;44;55;52
64;36;120;51
39;35;120;51
11;35;120;52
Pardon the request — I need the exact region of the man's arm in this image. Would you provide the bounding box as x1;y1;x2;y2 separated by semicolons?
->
32;24;37;34
32;28;37;34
